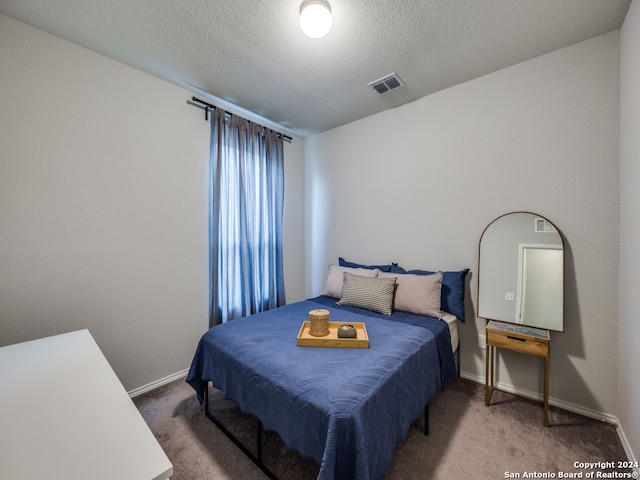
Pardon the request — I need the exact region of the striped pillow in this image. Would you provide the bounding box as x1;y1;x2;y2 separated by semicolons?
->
337;272;397;315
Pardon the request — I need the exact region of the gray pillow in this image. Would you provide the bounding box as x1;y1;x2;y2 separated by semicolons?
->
337;272;396;315
378;271;442;318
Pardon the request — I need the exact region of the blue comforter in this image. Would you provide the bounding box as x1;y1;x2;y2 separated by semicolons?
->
186;296;457;480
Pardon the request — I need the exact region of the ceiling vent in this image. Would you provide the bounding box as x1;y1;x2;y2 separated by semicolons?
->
367;73;405;95
534;218;557;233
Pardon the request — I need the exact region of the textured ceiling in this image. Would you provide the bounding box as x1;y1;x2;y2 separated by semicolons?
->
0;0;632;137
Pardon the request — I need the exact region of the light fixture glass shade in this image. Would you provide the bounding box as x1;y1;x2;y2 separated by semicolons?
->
299;0;332;38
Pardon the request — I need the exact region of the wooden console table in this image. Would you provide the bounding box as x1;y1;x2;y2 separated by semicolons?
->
0;329;173;479
485;320;550;426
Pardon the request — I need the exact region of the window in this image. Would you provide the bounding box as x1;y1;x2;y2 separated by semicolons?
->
208;109;285;325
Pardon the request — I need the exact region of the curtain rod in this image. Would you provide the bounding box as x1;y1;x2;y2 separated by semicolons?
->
188;97;292;143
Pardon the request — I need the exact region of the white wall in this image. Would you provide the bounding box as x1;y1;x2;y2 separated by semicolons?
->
0;14;306;392
619;0;640;463
283;136;307;304
305;32;620;418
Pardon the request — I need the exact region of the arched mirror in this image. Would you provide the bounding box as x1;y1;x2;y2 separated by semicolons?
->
478;212;564;332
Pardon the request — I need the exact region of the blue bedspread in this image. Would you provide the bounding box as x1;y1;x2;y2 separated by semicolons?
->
186;296;457;480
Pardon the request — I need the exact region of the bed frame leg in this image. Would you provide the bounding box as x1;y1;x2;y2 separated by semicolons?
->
424;403;429;436
204;383;278;480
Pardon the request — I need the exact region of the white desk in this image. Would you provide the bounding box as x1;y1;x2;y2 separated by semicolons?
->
0;329;173;480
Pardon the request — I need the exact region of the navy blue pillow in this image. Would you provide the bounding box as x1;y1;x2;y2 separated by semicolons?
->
338;257;393;272
390;265;469;322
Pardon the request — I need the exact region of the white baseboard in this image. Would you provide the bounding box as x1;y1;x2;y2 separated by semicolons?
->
616;424;640;473
460;371;637;466
128;369;188;398
460;371;617;423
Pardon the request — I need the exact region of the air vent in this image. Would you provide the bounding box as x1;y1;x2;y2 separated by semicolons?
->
367;73;405;95
534;218;557;233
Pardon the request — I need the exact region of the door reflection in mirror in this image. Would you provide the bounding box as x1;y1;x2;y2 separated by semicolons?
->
516;245;563;329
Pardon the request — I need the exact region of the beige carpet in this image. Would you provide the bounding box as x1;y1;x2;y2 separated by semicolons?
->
133;377;629;479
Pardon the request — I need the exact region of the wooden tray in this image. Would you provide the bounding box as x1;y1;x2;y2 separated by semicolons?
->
297;321;369;348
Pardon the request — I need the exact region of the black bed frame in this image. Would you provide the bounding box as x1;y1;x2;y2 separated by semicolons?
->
204;385;278;479
202;340;460;480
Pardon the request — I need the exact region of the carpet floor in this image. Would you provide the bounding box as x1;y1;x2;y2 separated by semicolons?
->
133;377;629;479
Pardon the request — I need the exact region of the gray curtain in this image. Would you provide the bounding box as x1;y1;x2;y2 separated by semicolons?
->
209;108;286;326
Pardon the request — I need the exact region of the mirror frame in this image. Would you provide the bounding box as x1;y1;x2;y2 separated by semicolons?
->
478;211;565;332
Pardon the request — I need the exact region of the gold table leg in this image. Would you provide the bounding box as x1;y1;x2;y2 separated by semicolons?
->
543;354;549;427
485;345;494;406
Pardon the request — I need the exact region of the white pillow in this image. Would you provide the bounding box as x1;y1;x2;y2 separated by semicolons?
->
323;265;379;298
378;271;443;318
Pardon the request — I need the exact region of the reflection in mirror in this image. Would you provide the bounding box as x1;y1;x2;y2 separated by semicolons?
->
478;212;564;332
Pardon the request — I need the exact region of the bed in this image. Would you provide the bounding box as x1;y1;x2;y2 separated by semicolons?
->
187;262;468;480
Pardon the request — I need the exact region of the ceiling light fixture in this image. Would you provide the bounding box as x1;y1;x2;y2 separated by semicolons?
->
299;0;332;38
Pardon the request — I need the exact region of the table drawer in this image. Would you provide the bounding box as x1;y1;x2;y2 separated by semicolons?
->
487;329;549;357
